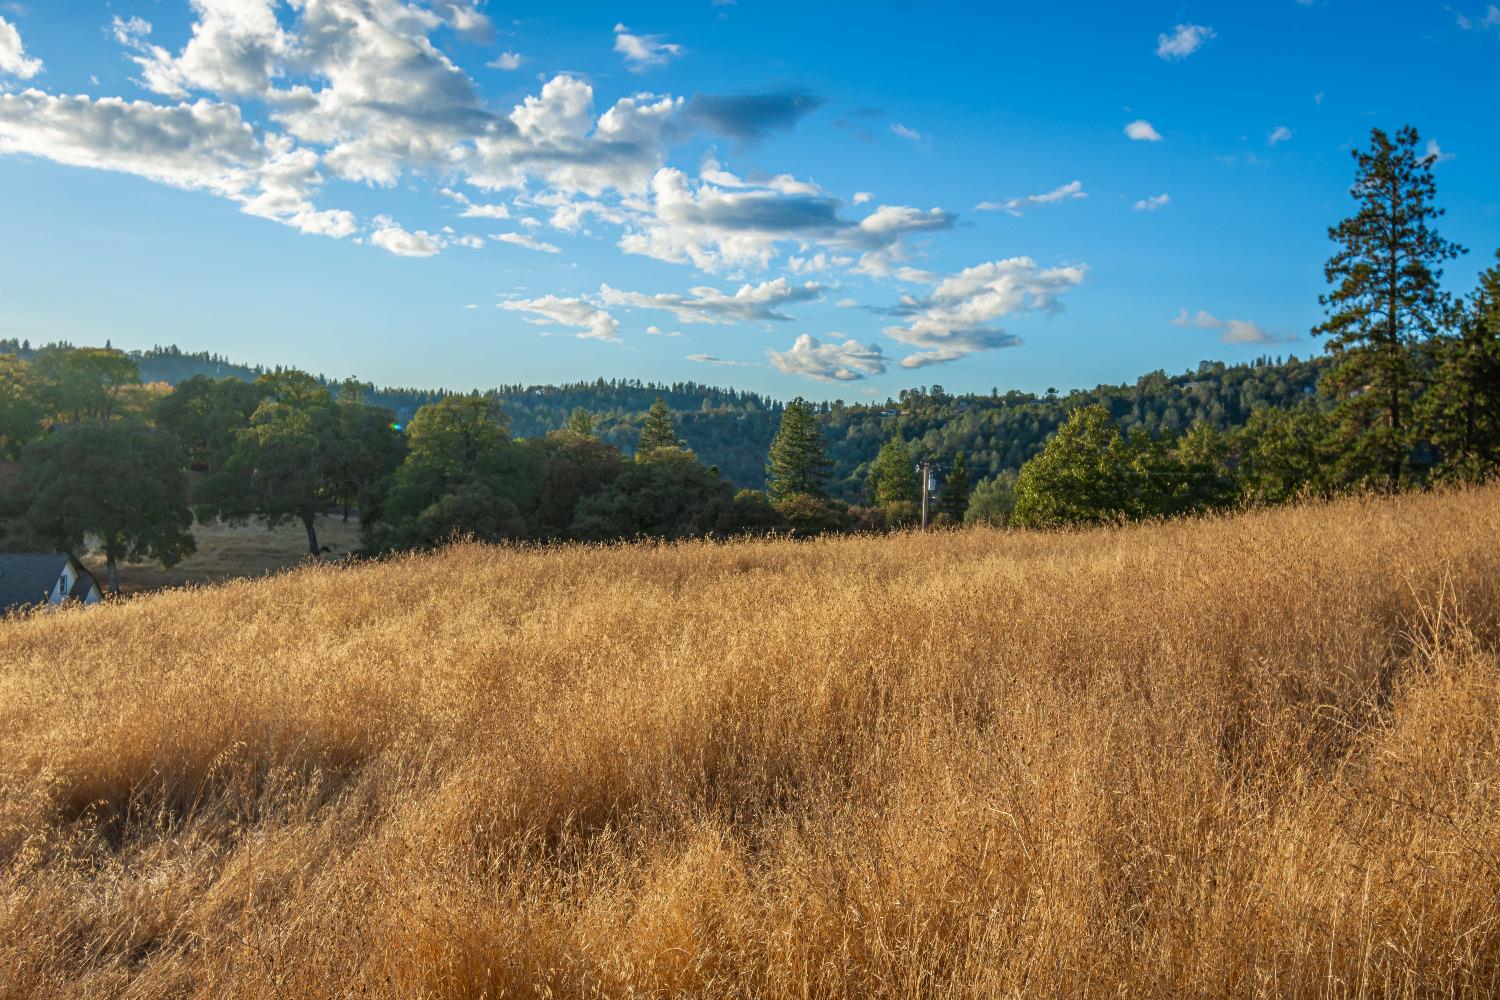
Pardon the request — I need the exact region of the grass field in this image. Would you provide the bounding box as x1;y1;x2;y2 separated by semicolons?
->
3;486;1500;998
77;515;364;595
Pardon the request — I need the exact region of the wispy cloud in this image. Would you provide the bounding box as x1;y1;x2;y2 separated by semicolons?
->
613;23;683;71
1173;308;1286;345
976;179;1086;216
890;122;924;143
1268;125;1293;146
1156;23;1216;60
1134;193;1170;212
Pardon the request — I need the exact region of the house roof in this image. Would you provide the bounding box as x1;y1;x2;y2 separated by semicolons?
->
0;553;74;613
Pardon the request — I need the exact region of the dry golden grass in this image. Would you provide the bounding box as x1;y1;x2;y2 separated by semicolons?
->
78;515;364;595
3;486;1500;998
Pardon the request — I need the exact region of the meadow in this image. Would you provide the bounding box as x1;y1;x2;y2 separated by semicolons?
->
2;485;1499;998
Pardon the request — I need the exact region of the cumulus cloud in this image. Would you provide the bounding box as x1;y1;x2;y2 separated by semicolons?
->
118;0;288;98
613;23;683;71
881;257;1086;368
976;179;1086;216
493;231;560;253
1125;119;1163;142
0;13;41;78
682;91;823;143
370;217;443;256
1156;23;1216;60
1268;125;1293;146
487;51;523;70
600;277;821;324
768;334;887;382
1134;192;1170;212
501;295;620;340
1172;308;1283;344
619;165;954;271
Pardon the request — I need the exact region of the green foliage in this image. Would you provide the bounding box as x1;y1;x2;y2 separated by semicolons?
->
767;398;832;502
965;472;1016;527
771;492;850;538
572;446;735;541
937;452;971;522
636;397;682;455
535;429;623;537
868;438;919;523
30;347;142;424
566;407;595;437
1314;125;1466;490
196;371;341;556
1012;405;1143;528
155;375;268;472
1419;252;1500;483
10;421;194;591
1231;405;1336;505
0;354;43;460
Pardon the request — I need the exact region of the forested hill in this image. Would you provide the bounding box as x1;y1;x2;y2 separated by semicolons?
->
0;337;1325;497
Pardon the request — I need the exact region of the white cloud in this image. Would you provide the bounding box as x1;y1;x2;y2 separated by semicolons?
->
976;179;1086;216
1172;308;1282;344
613;23;683;71
1455;4;1500;31
1268;125;1293;146
769;334;887;382
1425;139;1456;164
881;257;1086;368
488;51;523;70
600;277;821;324
493;231;560;253
0;13;41;78
686;353;755;367
1156;23;1216;60
501;295;619;341
852;190;872;204
370;217;442;256
1125;119;1163;142
644;325;682;337
890;122;924;143
618;166;954;272
1133;193;1170;212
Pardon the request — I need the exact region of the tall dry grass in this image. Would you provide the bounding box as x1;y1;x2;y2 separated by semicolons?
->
3;486;1500;998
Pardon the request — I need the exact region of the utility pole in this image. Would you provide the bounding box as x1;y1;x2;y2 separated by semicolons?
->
919;459;933;530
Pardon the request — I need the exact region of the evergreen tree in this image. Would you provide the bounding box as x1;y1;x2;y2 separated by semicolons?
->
1011;405;1141;528
566;406;595;437
636;397;681;454
0;353;42;460
936;451;971;521
867;437;920;523
1314;126;1465;491
765;397;832;502
1420;253;1500;482
965;471;1017;526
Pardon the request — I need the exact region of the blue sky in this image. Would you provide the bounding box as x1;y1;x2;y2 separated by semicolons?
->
0;1;1497;400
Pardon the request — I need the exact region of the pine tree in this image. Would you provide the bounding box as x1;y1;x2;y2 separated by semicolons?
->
766;397;831;502
1314;126;1465;491
566;407;595;437
1420;252;1500;482
937;451;971;521
636;397;680;454
867;437;919;525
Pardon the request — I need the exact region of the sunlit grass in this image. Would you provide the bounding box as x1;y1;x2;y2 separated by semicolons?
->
3;485;1499;997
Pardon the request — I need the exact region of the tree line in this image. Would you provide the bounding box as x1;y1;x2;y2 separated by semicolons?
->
1;126;1496;586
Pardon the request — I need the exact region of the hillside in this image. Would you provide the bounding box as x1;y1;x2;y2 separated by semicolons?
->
3;486;1499;997
0;337;1328;496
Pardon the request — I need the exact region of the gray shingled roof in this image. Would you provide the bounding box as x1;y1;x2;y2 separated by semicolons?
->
0;553;70;613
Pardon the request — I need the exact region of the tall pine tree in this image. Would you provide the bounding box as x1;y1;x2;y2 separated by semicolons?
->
937;451;971;521
1420;251;1500;482
636;397;681;454
765;398;831;502
1314;126;1465;491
